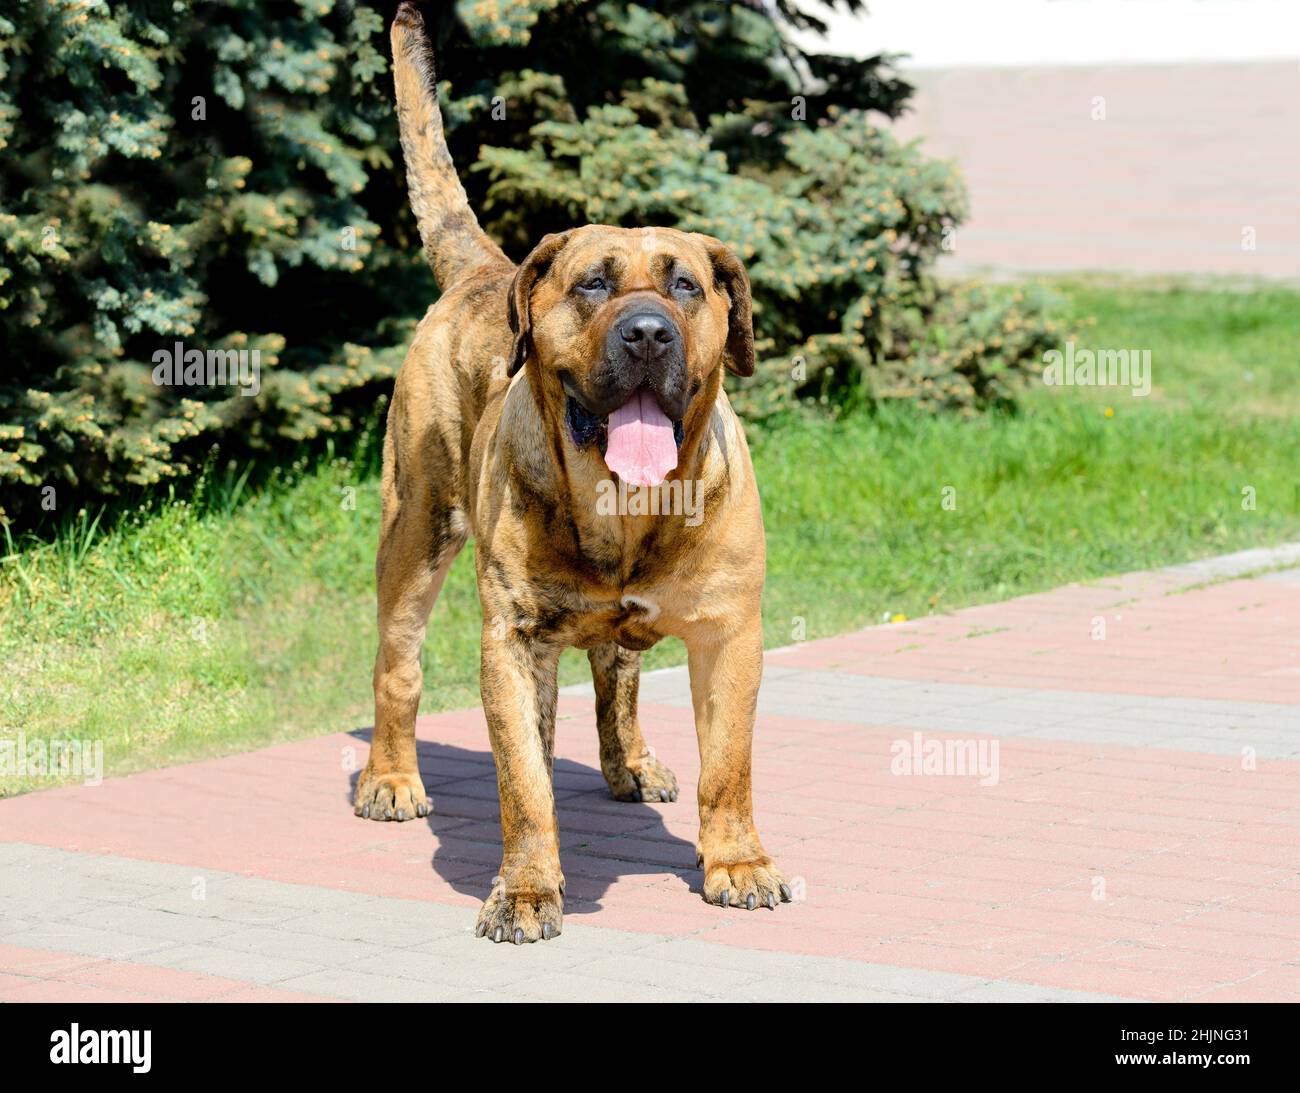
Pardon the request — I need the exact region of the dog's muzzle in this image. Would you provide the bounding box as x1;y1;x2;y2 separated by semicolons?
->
562;303;692;487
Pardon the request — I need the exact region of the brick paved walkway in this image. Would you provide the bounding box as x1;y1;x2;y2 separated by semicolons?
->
2;545;1298;1002
892;63;1300;279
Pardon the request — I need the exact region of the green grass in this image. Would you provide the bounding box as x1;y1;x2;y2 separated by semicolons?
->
4;277;1299;793
1033;275;1300;416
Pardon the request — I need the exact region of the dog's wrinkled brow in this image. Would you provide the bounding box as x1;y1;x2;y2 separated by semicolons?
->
572;255;622;286
649;253;676;281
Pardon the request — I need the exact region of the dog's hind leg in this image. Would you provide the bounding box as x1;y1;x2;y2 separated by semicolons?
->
587;642;678;803
357;402;468;822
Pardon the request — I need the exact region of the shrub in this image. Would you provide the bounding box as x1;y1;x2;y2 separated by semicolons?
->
0;0;1058;528
479;92;1058;418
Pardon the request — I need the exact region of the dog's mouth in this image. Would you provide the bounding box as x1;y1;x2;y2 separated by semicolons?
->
566;393;684;488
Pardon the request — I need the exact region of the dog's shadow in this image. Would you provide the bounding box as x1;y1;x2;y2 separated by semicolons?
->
345;728;698;913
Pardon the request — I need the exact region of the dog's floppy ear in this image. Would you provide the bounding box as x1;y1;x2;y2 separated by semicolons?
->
702;237;755;377
507;230;573;377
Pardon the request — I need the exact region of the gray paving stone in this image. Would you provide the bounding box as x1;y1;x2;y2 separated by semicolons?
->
140;891;319;927
1114;708;1267;731
576;952;766;997
440;988;519;1002
0;842;51;866
283;906;461;946
207;924;394;966
207;875;376;911
276;967;462;1002
1163;543;1300;582
0;841;1130;1003
510;970;717;1003
892;713;1026;734
1160;735;1283;756
1259;567;1300;586
734;977;933;1003
951;979;1130;1003
587;664;1300;758
342;940;593;990
558;921;669;953
631;937;979;1000
407;923;642;964
983;699;1087;719
135;943;324;985
2;922;173;961
1013;726;1165;748
0;914;37;936
57;854;201;888
0;862;124;901
62;903;246;943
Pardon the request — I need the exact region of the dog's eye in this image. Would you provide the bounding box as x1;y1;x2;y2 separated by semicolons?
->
577;277;607;293
673;276;698;294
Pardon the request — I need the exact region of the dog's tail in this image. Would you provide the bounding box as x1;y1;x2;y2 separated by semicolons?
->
390;3;508;291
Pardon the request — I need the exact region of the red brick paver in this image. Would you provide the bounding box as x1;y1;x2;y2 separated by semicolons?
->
892;63;1300;278
771;568;1300;702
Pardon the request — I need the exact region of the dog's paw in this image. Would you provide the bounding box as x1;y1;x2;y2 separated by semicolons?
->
353;767;429;821
702;857;791;911
607;754;679;803
475;884;563;944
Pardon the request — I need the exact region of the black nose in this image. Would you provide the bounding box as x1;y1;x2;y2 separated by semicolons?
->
618;312;677;358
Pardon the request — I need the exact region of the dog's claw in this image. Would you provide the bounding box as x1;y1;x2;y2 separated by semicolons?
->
746;893;756;910
478;888;563;947
659;788;669;802
669;790;678;801
766;891;776;910
361;805;370;819
396;808;406;821
719;889;729;907
780;883;792;902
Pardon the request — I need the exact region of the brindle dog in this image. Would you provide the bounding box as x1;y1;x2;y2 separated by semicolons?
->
357;3;790;943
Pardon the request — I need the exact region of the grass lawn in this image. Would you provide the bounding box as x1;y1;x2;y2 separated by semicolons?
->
3;277;1298;793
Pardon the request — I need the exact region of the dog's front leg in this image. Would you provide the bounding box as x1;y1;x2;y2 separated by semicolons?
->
475;623;565;943
687;615;791;911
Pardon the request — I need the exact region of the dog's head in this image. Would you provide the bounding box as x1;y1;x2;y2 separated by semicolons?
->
507;225;753;488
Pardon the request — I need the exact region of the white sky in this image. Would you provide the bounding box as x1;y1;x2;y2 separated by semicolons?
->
794;0;1300;68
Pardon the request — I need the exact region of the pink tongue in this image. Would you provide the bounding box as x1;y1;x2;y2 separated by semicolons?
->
604;390;678;487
